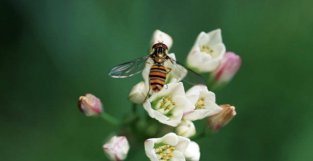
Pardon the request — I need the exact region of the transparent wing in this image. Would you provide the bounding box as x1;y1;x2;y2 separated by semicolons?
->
109;55;150;78
168;57;206;85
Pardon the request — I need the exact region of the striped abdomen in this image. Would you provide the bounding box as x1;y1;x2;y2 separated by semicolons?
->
149;64;167;92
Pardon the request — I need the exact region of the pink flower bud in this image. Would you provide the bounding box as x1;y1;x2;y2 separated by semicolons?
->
78;93;102;116
208;104;236;131
212;52;241;85
103;136;130;161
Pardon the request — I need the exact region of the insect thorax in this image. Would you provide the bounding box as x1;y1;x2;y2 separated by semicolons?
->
151;52;168;64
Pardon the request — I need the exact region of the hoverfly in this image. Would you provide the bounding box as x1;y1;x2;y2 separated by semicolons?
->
109;42;205;93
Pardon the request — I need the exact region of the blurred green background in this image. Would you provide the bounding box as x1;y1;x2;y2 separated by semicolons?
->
1;0;313;161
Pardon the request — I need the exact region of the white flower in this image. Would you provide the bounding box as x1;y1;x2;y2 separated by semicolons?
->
78;93;102;116
142;53;187;95
103;136;130;161
143;82;194;127
183;85;222;121
151;30;173;49
211;52;241;85
176;120;196;138
128;81;149;104
145;132;190;161
184;141;200;161
208;104;236;131
187;29;226;73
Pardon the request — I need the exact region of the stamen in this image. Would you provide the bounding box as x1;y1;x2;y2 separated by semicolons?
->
200;45;214;55
195;97;205;109
154;144;176;161
156;96;175;114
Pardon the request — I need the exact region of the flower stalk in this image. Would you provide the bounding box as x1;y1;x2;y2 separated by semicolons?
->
100;112;120;126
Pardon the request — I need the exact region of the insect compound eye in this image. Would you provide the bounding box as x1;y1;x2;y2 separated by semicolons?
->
152;43;159;49
162;44;168;50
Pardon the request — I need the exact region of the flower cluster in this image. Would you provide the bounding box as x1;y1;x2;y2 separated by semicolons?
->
77;29;241;161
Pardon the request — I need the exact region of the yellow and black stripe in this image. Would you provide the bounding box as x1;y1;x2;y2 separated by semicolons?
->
149;65;167;92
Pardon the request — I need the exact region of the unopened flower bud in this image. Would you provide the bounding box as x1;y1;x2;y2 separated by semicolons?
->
212;52;241;85
103;136;130;161
176;120;196;138
128;81;148;104
78;93;102;116
151;30;173;49
208;104;236;131
184;141;200;161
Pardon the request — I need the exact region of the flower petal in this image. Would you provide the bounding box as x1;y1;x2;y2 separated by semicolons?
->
184;141;200;161
184;85;222;121
186;29;226;73
143;83;194;127
128;81;149;104
151;30;173;49
144;133;190;161
103;136;130;161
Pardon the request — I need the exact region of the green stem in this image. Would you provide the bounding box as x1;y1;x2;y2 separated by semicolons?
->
132;103;137;113
100;112;120;126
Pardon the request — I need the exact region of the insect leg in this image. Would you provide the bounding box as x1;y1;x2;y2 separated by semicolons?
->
144;86;151;102
166;67;172;74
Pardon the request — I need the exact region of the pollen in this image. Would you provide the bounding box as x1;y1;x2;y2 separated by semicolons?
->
155;144;176;161
156;96;175;114
195;97;205;109
200;45;214;54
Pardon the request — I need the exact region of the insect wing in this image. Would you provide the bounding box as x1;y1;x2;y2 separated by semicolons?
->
169;58;206;85
109;56;149;78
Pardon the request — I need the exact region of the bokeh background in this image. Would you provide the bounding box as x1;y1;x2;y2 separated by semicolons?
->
1;0;313;161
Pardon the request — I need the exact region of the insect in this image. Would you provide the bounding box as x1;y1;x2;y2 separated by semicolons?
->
109;42;204;93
